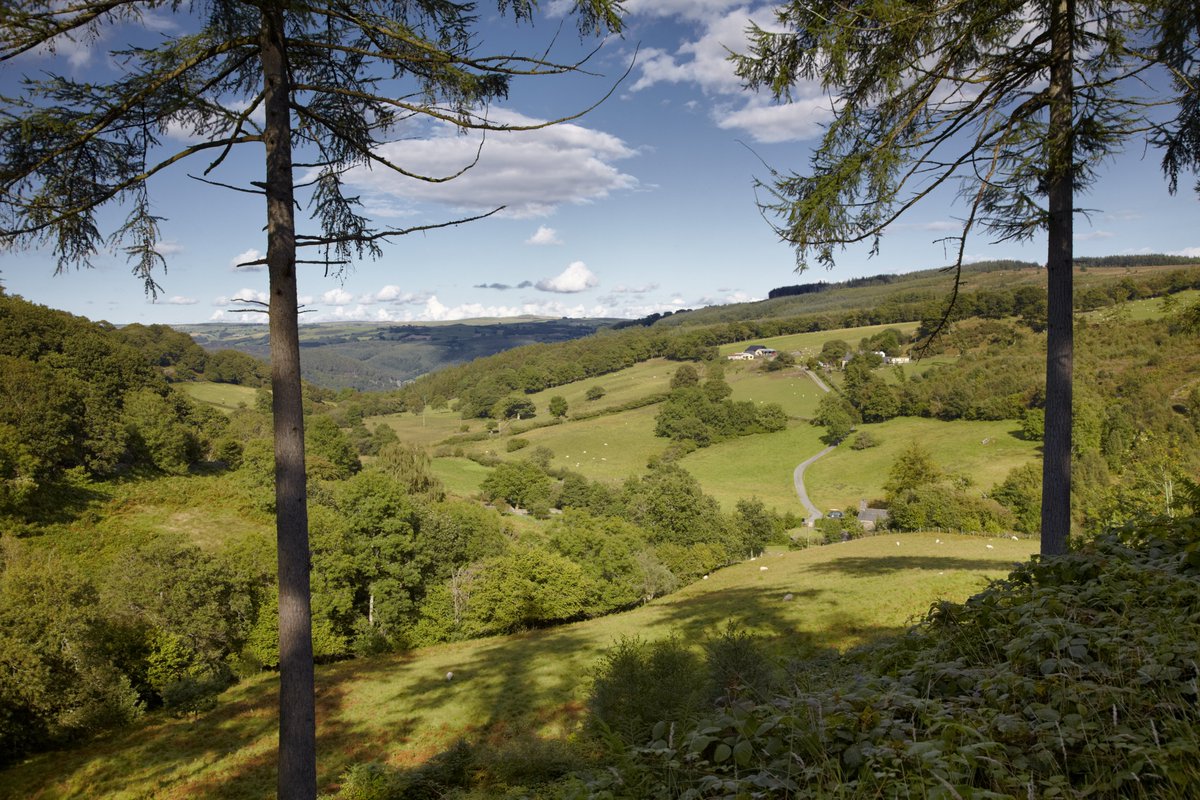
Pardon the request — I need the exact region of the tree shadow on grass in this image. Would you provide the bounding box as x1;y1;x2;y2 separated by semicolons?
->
804;555;1014;577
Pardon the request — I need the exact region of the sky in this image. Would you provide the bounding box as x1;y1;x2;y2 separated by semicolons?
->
3;1;1199;326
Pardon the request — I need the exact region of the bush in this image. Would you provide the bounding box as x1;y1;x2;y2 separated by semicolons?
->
587;635;706;744
579;515;1200;798
505;437;529;452
585;385;606;401
849;431;879;449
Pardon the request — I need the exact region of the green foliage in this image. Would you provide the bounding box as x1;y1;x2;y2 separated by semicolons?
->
885;443;1012;532
993;462;1043;534
374;442;445;500
586;636;706;744
581;514;1200;798
585;385;607;401
202;349;268;387
495;395;537;421
0;540;143;763
549;394;569;418
849;431;879;450
811;393;859;445
505;437;529;453
655;373;790;448
480;459;555;516
670;363;700;389
306;414;361;480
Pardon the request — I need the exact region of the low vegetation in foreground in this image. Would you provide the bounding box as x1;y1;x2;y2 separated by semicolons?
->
326;501;1200;800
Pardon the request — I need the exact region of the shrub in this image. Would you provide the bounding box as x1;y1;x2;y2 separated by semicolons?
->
579;515;1200;798
505;437;529;452
849;431;879;450
587;635;706;744
585;385;606;401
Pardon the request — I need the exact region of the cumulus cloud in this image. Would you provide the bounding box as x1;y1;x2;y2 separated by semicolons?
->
372;285;431;304
627;5;832;143
230;248;264;270
1172;247;1200;257
163;295;197;305
475;281;535;290
322;288;354;305
342;109;638;218
526;225;562;245
153;241;185;256
213;288;269;307
536;261;600;293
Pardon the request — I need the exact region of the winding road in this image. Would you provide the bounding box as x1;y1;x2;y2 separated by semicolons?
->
795;369;835;525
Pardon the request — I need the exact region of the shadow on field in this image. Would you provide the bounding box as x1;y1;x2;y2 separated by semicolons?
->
805;555;1011;577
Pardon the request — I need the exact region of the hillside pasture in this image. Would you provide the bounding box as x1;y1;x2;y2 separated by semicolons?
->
679;422;828;514
0;533;1034;800
722;366;828;419
804;417;1040;513
427;456;491;498
718;321;921;360
178;381;259;413
524;357;676;417
368;406;470;448
465;404;663;483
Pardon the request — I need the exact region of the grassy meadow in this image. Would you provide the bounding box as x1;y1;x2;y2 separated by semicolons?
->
679;422;827;514
718;321;921;360
805;417;1040;512
0;532;1034;800
178;381;259;413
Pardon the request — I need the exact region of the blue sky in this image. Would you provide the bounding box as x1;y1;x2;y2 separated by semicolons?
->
3;1;1199;326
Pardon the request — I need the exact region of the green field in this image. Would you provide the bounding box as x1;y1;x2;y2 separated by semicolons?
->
463;404;664;483
0;532;1035;800
805;417;1040;511
723;366;828;419
178;381;259;413
679;422;827;514
718;321;922;359
368;406;470;448
525;358;675;417
427;456;491;497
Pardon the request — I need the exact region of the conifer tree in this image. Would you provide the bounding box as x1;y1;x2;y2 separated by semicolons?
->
0;3;623;796
734;0;1184;555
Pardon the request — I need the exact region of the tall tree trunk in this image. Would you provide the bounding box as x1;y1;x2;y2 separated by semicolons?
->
1041;0;1075;556
261;7;318;798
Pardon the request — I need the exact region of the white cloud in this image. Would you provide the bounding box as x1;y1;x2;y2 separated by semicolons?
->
627;6;832;143
373;285;430;304
611;283;660;294
213;288;269;307
536;261;600;293
1074;230;1115;241
526;225;562;245
153;241;184;256
164;295;197;305
230;248;264;270
322;288;354;305
715;97;832;143
1172;247;1200;257
342;109;639;219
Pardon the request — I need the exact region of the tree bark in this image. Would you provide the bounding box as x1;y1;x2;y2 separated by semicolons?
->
1040;0;1075;556
261;6;318;798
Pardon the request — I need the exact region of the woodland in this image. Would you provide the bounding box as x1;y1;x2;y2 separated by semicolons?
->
3;0;1200;796
2;258;1200;797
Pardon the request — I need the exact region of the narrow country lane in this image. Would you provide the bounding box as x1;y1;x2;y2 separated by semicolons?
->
795;368;835;525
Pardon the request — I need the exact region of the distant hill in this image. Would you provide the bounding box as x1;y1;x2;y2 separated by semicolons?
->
174;316;619;390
